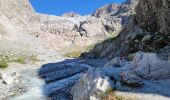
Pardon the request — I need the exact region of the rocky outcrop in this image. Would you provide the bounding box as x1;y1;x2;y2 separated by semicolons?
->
135;0;170;35
75;0;170;99
92;4;119;17
71;52;170;99
84;0;170;59
123;0;139;5
62;12;81;17
71;52;170;100
37;59;91;99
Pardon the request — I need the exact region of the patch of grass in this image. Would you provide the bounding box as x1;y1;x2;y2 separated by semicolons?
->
16;54;37;64
96;90;132;100
64;51;81;58
115;96;123;100
83;45;95;52
106;88;114;94
0;61;8;69
16;55;26;64
0;52;38;67
64;44;95;58
108;30;120;38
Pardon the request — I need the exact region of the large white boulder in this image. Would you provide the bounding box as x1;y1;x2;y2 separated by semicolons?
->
71;68;115;100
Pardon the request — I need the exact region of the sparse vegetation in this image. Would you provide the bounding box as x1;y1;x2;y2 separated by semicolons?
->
64;51;81;58
64;44;95;58
106;88;114;94
108;30;120;38
95;88;134;100
0;52;37;69
15;54;37;64
0;61;8;69
16;55;26;64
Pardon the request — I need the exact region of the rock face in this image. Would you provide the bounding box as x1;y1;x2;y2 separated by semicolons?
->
124;0;139;5
128;52;170;79
84;0;170;59
71;52;170;99
0;0;138;52
74;0;170;99
71;68;115;100
135;0;170;35
62;12;81;17
92;4;119;17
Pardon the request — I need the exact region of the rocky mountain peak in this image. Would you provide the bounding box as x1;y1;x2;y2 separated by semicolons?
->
62;12;81;17
123;0;139;5
92;3;119;17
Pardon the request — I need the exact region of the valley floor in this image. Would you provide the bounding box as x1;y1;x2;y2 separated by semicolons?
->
0;50;170;100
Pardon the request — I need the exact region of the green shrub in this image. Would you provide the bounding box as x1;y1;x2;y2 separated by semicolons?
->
84;45;95;52
0;61;8;69
115;96;123;100
16;56;26;64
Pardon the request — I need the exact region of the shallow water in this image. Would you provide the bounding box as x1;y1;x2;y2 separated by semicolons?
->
8;69;48;100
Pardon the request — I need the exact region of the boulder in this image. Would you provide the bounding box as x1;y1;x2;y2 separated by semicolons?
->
129;52;170;79
120;71;143;87
1;73;14;85
71;68;115;100
115;81;132;91
104;57;127;67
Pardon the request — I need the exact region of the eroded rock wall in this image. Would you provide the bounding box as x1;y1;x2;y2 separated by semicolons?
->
135;0;170;35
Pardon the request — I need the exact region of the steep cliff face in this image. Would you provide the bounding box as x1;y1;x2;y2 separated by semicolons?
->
0;0;137;52
0;0;34;22
92;4;120;17
135;0;170;35
84;0;170;59
0;0;37;52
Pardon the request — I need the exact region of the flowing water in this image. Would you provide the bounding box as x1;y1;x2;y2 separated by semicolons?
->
7;68;48;100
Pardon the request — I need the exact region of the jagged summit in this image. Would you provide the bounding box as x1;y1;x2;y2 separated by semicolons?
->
123;0;139;5
62;12;81;17
92;3;119;17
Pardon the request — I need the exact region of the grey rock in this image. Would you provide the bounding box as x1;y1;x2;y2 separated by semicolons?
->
43;65;88;83
121;71;143;87
130;52;170;79
71;68;115;100
43;73;82;99
62;12;81;17
104;57;125;67
92;4;119;17
135;0;170;35
115;81;132;91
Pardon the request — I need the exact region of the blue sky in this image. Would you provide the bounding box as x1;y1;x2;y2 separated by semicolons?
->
29;0;125;16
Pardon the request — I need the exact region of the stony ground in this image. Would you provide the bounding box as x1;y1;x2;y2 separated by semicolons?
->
0;50;170;100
